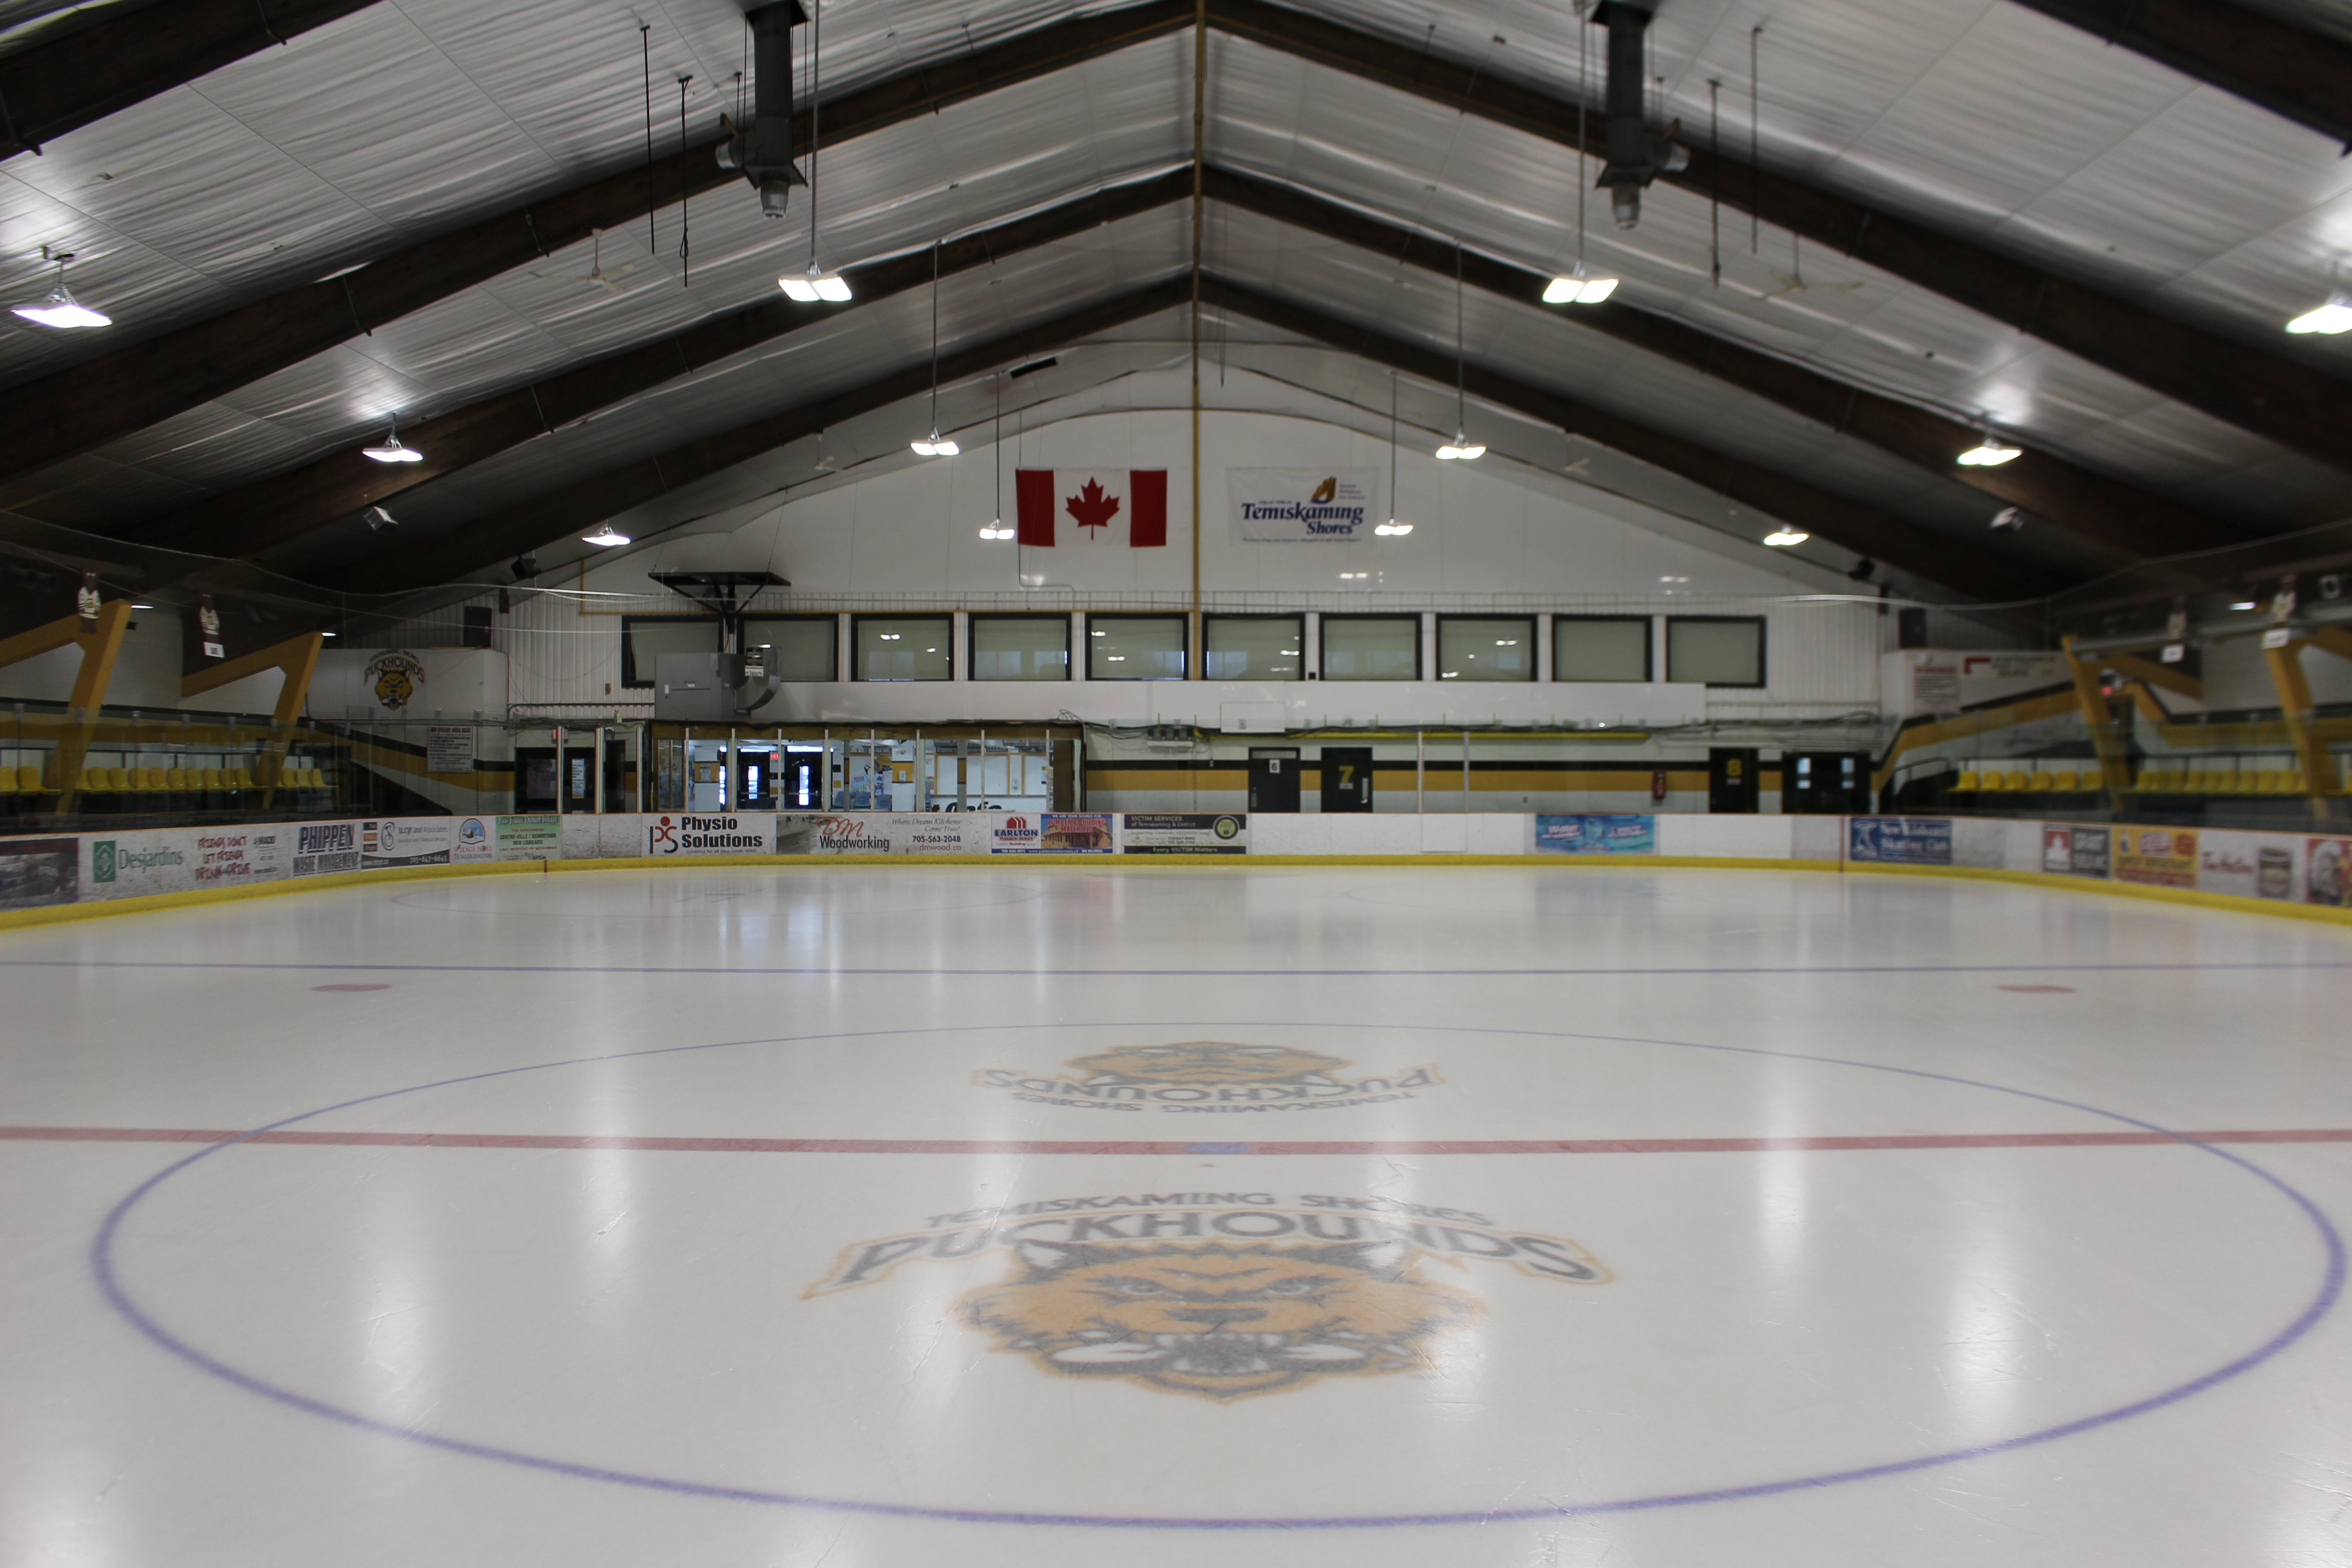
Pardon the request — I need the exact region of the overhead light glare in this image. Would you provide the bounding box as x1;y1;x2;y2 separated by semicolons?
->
13;252;109;328
1956;436;2021;466
780;264;853;303
1435;433;1485;461
911;431;959;457
1374;519;1414;536
581;526;631;547
978;521;1015;540
1762;529;1809;547
2286;293;2352;335
1542;263;1620;305
361;421;423;463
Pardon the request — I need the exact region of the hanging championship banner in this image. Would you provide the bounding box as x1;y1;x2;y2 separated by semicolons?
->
1228;469;1381;543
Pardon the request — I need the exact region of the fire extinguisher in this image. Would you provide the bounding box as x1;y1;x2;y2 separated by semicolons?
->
1651;768;1669;803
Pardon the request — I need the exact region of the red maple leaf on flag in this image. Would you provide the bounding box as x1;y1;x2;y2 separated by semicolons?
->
1064;478;1121;535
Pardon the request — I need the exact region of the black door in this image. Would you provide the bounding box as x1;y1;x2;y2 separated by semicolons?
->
1319;747;1374;813
514;748;557;812
1248;747;1301;813
563;746;598;812
1785;750;1869;813
735;752;771;809
1708;747;1760;813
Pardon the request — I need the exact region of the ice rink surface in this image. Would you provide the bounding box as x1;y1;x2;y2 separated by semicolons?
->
3;862;2351;1568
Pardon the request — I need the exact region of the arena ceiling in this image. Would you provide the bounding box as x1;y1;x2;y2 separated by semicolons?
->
0;0;2348;614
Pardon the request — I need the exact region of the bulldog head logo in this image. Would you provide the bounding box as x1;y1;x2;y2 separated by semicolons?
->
958;1237;1475;1400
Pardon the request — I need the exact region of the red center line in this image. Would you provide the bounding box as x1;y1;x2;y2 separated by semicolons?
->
3;1126;2349;1155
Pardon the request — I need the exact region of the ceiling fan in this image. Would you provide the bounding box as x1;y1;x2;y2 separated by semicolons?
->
531;229;640;294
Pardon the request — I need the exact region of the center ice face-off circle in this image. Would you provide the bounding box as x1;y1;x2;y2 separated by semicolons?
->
92;1020;2342;1531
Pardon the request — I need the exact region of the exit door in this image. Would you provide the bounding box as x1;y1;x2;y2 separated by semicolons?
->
1708;747;1760;814
1319;747;1374;813
1248;747;1300;813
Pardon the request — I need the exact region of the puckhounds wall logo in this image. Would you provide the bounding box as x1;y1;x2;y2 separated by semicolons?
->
808;1192;1607;1401
975;1039;1441;1114
362;650;426;710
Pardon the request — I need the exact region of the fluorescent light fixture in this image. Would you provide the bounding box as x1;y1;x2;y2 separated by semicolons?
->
2286;293;2352;335
910;431;959;456
1956;436;2021;466
581;526;631;546
361;422;423;463
322;631;337;637
12;255;109;328
2230;600;2257;611
132;603;153;609
1374;520;1414;536
978;522;1014;539
1542;263;1620;305
1762;529;1809;547
1435;432;1485;461
780;265;853;302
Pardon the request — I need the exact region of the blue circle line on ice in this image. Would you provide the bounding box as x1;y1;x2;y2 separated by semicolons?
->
91;1020;2344;1532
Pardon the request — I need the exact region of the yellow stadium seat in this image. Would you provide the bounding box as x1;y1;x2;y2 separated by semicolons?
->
202;767;224;790
2284;769;2308;794
0;770;15;796
1977;771;2007;792
2027;771;2053;791
1954;770;1980;792
103;766;128;790
19;765;42;793
143;767;165;792
2000;770;2026;790
165;767;187;790
2254;769;2283;794
231;767;255;790
2053;770;2079;792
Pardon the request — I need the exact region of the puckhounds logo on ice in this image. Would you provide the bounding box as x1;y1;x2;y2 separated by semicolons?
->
808;1191;1607;1401
975;1040;1441;1113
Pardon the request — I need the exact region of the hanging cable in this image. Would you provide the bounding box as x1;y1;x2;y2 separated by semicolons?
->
1708;78;1721;287
809;0;822;274
931;237;941;430
677;75;694;285
641;25;657;261
1455;241;1465;432
1576;4;1588;266
1749;24;1763;254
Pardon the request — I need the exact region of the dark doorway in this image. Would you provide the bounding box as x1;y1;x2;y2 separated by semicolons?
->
514;748;557;813
784;750;822;809
735;751;773;809
1784;750;1870;814
1708;747;1760;814
563;746;597;813
1248;747;1301;813
1319;746;1374;813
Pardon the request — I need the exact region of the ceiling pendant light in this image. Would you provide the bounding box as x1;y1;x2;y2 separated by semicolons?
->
581;525;632;546
911;237;956;457
1436;244;1484;460
1543;263;1620;305
978;371;1011;536
778;1;851;303
361;418;423;463
1762;528;1809;546
1377;370;1416;533
12;251;110;329
1955;426;2021;466
2287;291;2352;335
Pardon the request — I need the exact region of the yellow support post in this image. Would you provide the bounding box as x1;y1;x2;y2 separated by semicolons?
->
2061;636;2133;800
183;631;325;811
0;598;133;813
2261;637;2333;804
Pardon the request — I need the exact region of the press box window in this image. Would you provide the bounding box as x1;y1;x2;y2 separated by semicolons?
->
621;616;718;689
1087;615;1187;680
1666;616;1765;687
1319;616;1419;681
1553;616;1651;682
1437;616;1535;682
741;616;838;681
971;615;1070;681
853;615;953;681
1204;615;1303;680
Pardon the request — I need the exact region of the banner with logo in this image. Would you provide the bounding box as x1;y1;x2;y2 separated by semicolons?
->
0;837;79;909
2310;838;2352;907
2113;825;2196;888
776;813;985;856
2039;823;2111;879
361;818;453;869
451;817;493;862
1228;468;1381;544
1533;813;1656;855
643;813;772;856
494;815;559;861
1121;812;1247;854
290;820;363;877
1848;816;1952;866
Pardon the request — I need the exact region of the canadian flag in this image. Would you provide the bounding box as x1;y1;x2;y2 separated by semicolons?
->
1014;469;1168;547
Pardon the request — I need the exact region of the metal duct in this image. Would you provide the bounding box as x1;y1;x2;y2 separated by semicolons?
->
716;0;810;217
1591;2;1686;230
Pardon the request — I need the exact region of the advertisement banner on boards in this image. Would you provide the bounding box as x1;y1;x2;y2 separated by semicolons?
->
644;813;771;856
1228;468;1381;544
451;817;493;863
362;818;453;870
2113;826;2197;888
2040;823;2112;879
2196;830;2295;900
290;820;362;877
776;813;985;856
1121;813;1248;854
495;815;560;861
1533;814;1656;855
1847;817;1953;866
0;836;79;909
87;827;285;899
2309;838;2352;907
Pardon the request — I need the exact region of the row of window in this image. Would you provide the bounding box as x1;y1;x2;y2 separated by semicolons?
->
622;612;1767;688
